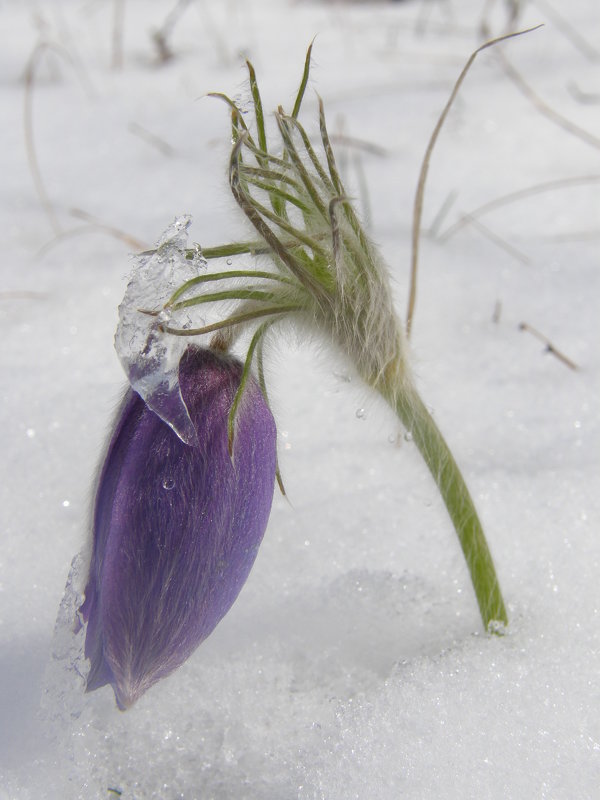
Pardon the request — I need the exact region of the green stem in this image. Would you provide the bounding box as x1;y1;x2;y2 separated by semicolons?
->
381;378;508;632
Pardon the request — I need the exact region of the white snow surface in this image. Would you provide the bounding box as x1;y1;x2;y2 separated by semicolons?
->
1;1;599;798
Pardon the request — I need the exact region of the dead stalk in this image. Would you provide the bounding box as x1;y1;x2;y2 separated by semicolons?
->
406;26;542;339
519;322;579;370
439;175;600;242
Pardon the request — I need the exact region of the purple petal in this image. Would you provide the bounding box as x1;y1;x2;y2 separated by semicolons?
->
80;346;276;709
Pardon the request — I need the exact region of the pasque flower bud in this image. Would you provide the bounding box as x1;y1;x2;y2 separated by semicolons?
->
79;345;276;709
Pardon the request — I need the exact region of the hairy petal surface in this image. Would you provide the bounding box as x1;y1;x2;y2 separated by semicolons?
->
80;346;277;709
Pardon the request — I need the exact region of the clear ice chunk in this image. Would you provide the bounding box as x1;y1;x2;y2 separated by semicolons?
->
41;552;88;725
114;215;203;446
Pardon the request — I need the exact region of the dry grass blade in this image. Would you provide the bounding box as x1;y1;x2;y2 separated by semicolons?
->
128;122;174;156
567;82;600;105
466;215;531;265
492;43;600;152
534;0;600;61
0;290;48;301
69;208;148;250
427;190;458;238
406;25;542;339
112;0;125;69
439;174;600;241
329;133;388;158
152;0;193;63
24;42;70;235
24;40;94;237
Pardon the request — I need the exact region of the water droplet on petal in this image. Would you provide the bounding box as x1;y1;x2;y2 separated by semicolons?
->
356;408;366;420
26;428;36;439
226;258;233;266
404;431;413;442
333;369;352;383
162;477;175;491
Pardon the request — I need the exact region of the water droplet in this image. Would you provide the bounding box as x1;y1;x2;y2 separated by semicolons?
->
179;312;194;330
388;433;397;444
26;428;36;439
487;619;507;636
404;431;413;442
62;500;70;508
157;309;171;324
162;477;175;491
333;369;352;383
190;243;207;270
226;258;233;266
356;408;366;420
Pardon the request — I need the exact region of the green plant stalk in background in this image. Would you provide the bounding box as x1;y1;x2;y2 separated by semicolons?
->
158;45;508;632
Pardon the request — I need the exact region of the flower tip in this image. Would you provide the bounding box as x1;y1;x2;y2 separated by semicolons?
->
113;682;142;712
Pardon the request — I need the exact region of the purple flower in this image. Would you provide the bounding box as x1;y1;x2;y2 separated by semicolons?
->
79;345;277;709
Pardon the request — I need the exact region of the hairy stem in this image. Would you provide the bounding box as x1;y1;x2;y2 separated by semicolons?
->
380;376;508;631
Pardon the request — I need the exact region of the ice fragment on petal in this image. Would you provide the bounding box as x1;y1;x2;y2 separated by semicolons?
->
42;553;89;725
114;215;202;445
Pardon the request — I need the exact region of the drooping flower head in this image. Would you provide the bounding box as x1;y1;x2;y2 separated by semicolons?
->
80;345;276;709
77;41;510;714
151;47;507;633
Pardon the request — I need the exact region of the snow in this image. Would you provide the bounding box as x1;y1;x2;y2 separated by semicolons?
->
1;0;599;798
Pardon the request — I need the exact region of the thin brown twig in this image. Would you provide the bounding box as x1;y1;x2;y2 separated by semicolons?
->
519;322;579;370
